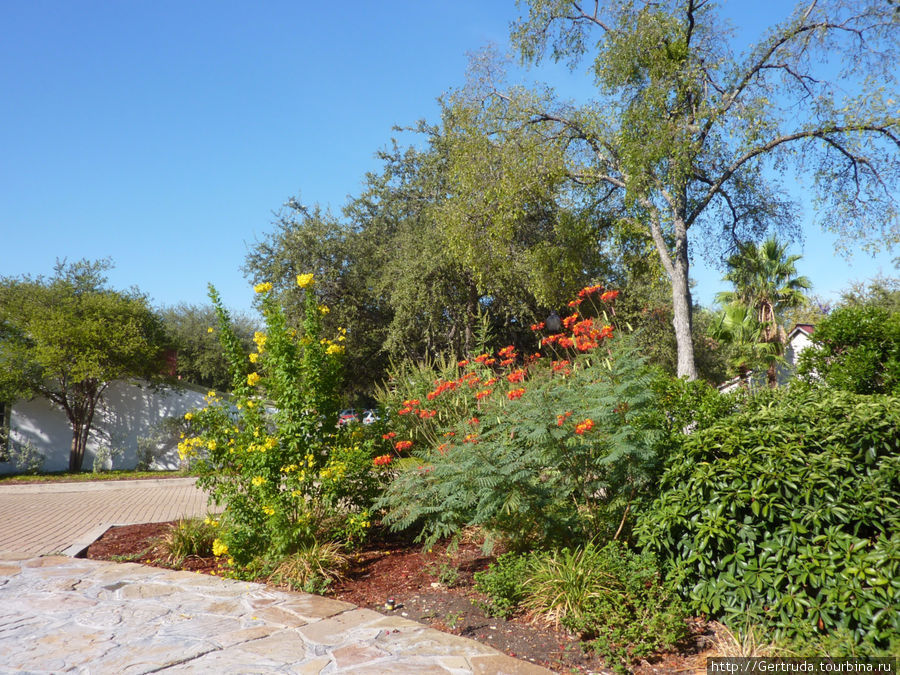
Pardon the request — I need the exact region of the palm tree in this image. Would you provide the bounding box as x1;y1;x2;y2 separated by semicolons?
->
709;303;780;388
715;237;812;387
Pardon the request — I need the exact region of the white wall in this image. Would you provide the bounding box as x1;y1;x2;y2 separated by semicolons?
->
1;381;209;474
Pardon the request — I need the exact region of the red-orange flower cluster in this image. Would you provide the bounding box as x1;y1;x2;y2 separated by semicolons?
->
463;433;478;444
498;345;517;359
427;379;458;400
394;440;413;451
373;454;393;466
457;359;469;367
578;284;604;298
437;443;449;455
556;411;573;426
507;369;526;383
382;432;397;440
474;389;492;400
600;290;619;302
468;417;479;425
418;409;437;419
507;388;525;400
530;322;545;331
574;419;595;435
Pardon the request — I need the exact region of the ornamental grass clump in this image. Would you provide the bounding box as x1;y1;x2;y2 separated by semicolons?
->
376;286;664;550
179;276;383;567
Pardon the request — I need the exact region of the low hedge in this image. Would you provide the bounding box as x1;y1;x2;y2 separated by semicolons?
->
637;385;900;650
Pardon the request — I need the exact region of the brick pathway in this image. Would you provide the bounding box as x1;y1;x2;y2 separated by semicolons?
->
0;478;213;556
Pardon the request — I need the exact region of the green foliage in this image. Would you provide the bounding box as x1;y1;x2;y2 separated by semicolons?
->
159;303;258;390
158;518;217;562
182;277;381;566
799;303;900;395
377;288;664;550
0;259;170;471
637;385;900;649
473;552;535;619
524;541;688;672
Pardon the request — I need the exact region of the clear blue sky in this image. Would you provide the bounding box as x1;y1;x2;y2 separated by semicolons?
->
1;1;895;317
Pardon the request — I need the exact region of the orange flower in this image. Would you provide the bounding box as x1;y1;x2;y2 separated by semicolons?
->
574;419;595;435
468;417;479;425
485;377;498;386
474;354;490;364
395;440;413;451
382;432;397;440
499;358;515;367
457;359;469;367
558;337;574;349
507;388;525;400
556;411;573;426
552;360;570;371
418;409;437;419
498;345;517;358
437;443;449;455
530;322;545;331
484;358;497;366
578;284;603;298
567;298;583;307
373;454;393;466
475;389;492;400
562;313;579;330
600;290;619;302
507;369;526;383
463;433;478;444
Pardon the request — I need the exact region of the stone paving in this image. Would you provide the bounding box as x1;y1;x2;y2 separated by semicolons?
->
0;479;553;673
0;554;551;674
0;478;213;556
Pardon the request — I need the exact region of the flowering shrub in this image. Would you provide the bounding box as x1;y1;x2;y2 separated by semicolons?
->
376;286;663;549
181;278;381;565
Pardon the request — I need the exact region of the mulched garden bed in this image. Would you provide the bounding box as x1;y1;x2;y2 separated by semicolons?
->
85;521;716;673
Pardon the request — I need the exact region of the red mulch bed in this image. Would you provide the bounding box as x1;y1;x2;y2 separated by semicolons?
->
85;521;715;673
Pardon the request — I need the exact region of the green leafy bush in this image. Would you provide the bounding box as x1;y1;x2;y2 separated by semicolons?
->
523;541;688;671
473;551;534;619
798;303;900;395
637;385;900;649
378;338;662;549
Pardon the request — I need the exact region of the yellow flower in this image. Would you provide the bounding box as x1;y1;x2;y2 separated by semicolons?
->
318;304;330;314
247;372;261;387
262;506;275;516
212;539;228;556
253;332;267;351
207;327;214;334
254;282;273;294
296;273;314;288
251;475;267;486
184;412;193;421
207;390;217;398
249;352;258;363
326;343;344;356
207;440;217;451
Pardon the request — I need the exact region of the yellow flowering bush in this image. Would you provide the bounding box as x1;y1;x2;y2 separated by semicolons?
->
181;278;382;566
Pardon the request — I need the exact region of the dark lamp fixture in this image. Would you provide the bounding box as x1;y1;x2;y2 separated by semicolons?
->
545;310;561;333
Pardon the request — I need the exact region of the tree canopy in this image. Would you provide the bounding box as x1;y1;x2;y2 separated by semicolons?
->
159;303;259;391
502;0;899;378
0;259;169;471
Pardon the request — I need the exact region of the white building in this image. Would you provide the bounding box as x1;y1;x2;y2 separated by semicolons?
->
1;381;209;474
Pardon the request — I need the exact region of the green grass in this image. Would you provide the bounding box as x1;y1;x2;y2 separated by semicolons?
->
0;469;193;484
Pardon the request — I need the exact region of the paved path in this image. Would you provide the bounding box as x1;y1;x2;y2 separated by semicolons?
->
0;478;213;556
0;555;550;673
0;479;553;673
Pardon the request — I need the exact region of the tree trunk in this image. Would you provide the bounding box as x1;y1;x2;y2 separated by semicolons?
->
69;424;87;472
671;221;698;380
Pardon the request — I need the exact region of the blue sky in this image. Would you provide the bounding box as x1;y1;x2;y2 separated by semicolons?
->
1;1;895;318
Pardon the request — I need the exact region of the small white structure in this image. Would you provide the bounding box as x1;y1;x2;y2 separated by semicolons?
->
718;323;816;393
1;381;209;474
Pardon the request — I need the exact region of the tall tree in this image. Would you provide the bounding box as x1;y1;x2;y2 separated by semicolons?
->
715;237;811;386
159;303;259;391
507;0;899;378
0;259;169;471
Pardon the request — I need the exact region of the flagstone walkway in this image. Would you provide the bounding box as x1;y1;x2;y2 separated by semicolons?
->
0;478;552;673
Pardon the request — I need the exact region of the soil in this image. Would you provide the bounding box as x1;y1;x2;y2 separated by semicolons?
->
85;521;717;674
